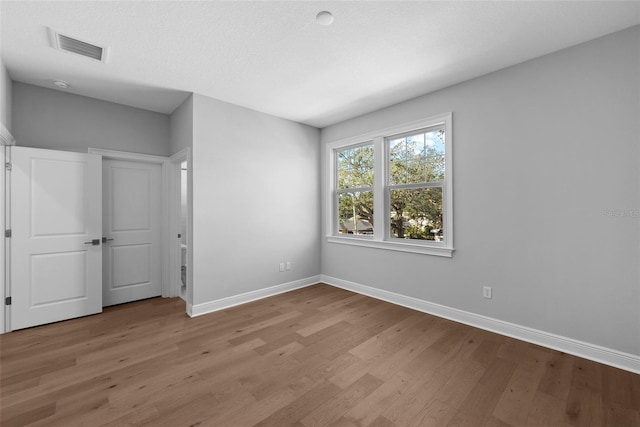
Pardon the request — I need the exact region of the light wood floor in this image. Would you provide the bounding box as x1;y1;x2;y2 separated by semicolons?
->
1;284;638;426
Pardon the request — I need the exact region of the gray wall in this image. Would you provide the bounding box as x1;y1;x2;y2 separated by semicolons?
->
321;26;640;356
0;59;11;132
12;82;170;155
191;94;321;306
170;94;193;155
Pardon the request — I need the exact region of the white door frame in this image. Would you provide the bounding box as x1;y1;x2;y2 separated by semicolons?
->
169;148;192;307
89;148;172;299
1;124;16;333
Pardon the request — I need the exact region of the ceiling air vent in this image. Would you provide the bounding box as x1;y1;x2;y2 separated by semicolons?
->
47;28;109;63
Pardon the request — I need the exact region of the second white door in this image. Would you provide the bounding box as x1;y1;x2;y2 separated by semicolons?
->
102;159;162;306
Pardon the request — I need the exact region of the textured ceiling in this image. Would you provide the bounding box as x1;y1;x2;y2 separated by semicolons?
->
1;1;639;128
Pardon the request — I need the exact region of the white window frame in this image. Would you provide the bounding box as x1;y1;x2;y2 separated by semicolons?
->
326;113;454;257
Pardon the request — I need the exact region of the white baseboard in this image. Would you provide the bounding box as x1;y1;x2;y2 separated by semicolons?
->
320;275;640;374
188;275;320;318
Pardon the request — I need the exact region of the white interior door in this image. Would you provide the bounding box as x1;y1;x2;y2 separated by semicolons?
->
10;146;102;330
102;159;162;306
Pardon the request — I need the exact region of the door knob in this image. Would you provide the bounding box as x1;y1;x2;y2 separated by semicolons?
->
102;237;114;243
84;239;101;246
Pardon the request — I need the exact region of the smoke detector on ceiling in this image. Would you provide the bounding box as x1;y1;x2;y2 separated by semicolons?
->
47;28;109;63
52;80;69;89
316;11;334;26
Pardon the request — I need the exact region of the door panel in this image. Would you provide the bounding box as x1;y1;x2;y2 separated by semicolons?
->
31;158;87;236
30;251;87;305
112;167;151;231
11;147;102;330
103;160;162;306
111;244;150;287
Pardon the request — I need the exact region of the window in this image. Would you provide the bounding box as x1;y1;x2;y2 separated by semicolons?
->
336;143;374;236
326;113;453;257
388;127;445;241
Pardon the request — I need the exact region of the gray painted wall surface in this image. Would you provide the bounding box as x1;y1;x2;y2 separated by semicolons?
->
12;82;170;155
191;94;321;306
170;94;193;155
0;60;11;131
321;27;640;356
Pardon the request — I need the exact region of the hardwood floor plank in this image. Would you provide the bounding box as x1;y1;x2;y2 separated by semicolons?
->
1;284;637;426
537;351;575;400
217;384;304;427
349;313;424;359
303;352;361;384
145;392;236;427
296;312;352;337
526;391;573;426
1;401;56;427
382;368;450;425
300;373;384;426
601;362;640;426
367;415;398;427
563;358;603;427
457;357;517;422
492;358;547;426
340;371;413;426
429;359;486;410
407;398;457;427
367;326;442;381
254;380;341;427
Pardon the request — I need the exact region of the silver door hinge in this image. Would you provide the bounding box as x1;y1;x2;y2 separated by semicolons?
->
5;162;11;171
4;229;11;238
5;297;11;306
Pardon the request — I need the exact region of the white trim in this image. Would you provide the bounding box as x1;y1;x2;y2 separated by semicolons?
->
2;145;13;334
88;148;171;299
326;235;454;257
88;148;167;164
1;147;6;334
320;275;640;374
373;137;385;241
327;114;452;150
1;124;14;333
188;275;320;317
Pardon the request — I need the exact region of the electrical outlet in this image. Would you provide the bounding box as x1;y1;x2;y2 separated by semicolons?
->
483;286;492;299
286;261;291;271
279;262;285;272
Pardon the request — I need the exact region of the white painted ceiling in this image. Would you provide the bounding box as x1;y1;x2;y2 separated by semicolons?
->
1;1;639;128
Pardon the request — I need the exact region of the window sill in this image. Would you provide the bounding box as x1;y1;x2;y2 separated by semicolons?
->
326;236;454;257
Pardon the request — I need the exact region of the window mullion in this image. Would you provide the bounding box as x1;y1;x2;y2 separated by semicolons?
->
373;136;385;242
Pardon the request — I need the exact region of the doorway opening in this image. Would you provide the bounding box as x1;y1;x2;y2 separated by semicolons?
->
179;160;188;300
170;148;191;306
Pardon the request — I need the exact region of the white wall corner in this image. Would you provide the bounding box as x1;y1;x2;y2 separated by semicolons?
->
319;275;640;375
189;275;321;318
186;302;194;318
